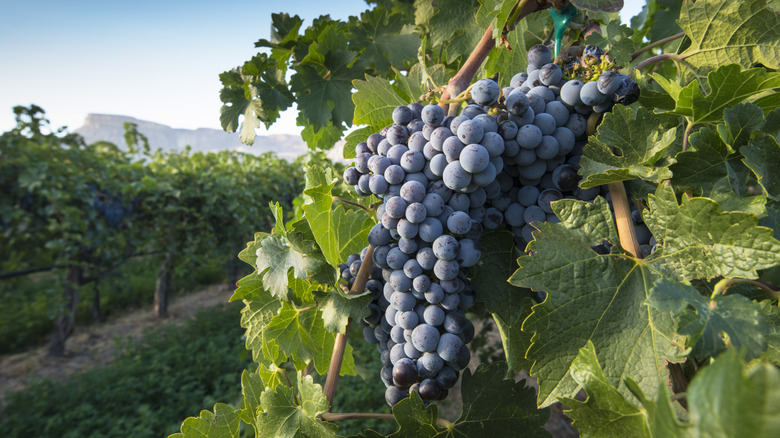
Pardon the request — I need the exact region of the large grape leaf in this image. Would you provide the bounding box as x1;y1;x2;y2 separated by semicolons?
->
256;374;339;438
219;54;294;146
314;288;372;334
255;13;304;70
560;342;652;437
552;196;620;245
644;183;780;280
169;403;241;438
414;0;483;64
290;24;361;131
653;65;780;126
262;302;355;375
647;279;773;360
579;105;678;188
352;75;403;131
677;0;780;77
349;7;420;72
669;126;766;216
381;362;548;437
302;166;374;269
509;197;685;408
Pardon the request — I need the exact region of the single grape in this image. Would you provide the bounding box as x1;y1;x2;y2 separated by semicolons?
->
539;63;562;86
579;81;607;106
517;124;543;149
442;161;472;190
412;324;441;352
401;150;425;173
459;144;490;173
552;164;580;192
471;78;500;105
392;105;413;125
385;386;408;407
537;188;563;214
505;92;530;116
433;258;459;281
527;44;552;69
457;238;481;267
597;70;621;95
560;79;584;106
524;205;546;223
536;135;559;160
421;104;445;126
419;217;444;242
457;120;484;144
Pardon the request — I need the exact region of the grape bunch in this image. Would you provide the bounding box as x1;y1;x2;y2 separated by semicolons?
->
342;43;641;407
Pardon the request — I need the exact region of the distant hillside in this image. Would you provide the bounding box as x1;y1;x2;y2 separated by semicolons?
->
74;114;344;162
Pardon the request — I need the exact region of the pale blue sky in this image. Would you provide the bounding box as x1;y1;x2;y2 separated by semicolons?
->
0;1;641;135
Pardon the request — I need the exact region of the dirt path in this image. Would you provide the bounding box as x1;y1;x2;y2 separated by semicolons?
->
0;283;234;401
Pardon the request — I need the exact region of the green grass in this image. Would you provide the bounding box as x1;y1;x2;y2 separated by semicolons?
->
0;302;250;438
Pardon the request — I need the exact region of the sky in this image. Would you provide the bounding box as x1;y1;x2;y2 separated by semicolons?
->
0;1;642;136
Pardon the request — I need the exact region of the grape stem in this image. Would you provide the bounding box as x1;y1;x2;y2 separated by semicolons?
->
682;120;694;151
323;245;376;408
320;412;453;428
631;32;685;61
633;53;680;72
608;182;642;258
438;0;548;116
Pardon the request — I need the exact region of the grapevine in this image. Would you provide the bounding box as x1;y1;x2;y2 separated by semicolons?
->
170;0;780;437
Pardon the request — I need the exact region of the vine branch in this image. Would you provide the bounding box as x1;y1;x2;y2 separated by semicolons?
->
634;53;681;72
631;31;685;61
323;245;376;408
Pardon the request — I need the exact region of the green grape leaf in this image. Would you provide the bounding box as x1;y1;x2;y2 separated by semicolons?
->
452;361;548;437
669;126;766;215
579;105;678;188
314;288;372;334
344;126;375;160
473;229;533;314
352;74;410;132
241;369;266;433
560;341;651;438
302;166;374;269
301;120;345;151
393;63;448;104
256;234;325;300
471;230;535;372
219;53;294;146
256;374;338;438
386;362;548;437
482;11;549;82
570;0;624;13
645;183;780;280
169;403;241;438
263;302;331;372
241;288;283;364
758;302;780;365
256;364;292;393
388;393;441;437
552;197;620;245
653;65;780;126
682;350;780;437
239;233;270;270
290;24;360;131
255;13;304;70
677;0;780;77
584;20;641;66
349;7;420;72
230;272;265;302
742;133;780;202
647;279;773;360
510;198;685;408
492;297;535;374
717;103;767;150
415;0;482;64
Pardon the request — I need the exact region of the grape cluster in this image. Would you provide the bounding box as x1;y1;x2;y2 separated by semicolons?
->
343;43;641;407
88;183;134;228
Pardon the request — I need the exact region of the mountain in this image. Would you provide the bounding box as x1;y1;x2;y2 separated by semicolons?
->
74;114;344;162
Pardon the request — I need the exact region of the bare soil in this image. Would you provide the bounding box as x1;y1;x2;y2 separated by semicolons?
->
0;283;234;402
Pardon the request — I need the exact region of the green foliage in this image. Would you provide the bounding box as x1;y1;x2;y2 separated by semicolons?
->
174;0;780;437
0;303;250;438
